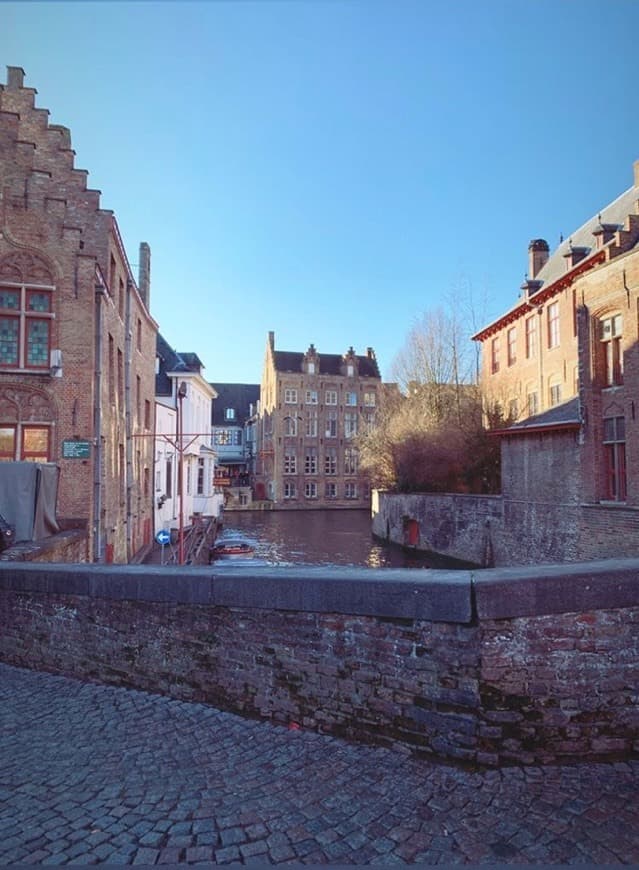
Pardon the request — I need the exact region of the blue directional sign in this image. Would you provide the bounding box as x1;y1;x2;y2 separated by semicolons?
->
155;529;171;546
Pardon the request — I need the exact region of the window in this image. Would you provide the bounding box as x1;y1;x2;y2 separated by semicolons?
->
144;400;151;430
305;448;318;474
136;375;141;422
284;481;297;499
344;447;358;475
507;328;517;366
0;425;50;462
325;410;338;437
363;392;376;407
284;451;297;474
491;337;500;374
307;362;315;374
108;335;115;404
197;458;205;495
304;481;318;499
117;348;123;400
325;390;337;405
284;388;298;404
525;315;537;359
325;482;337;499
345;482;358;499
305;410;318;437
344;411;358;438
325;447;337;475
547;302;560;349
214;429;242;445
527;391;539;416
109;254;116;295
305;390;318;404
600;314;623;386
549;381;561;407
345;391;357;406
603;416;626;501
137;318;142;351
346;364;354;376
283;416;298;436
0;284;54;369
508;399;518;420
224;408;236;421
165;458;173;497
364;411;376;431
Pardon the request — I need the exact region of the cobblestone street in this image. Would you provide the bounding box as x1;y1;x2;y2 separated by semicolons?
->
1;662;638;865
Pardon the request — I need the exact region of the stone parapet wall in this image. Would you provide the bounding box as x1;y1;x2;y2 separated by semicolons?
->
0;561;637;766
373;490;639;566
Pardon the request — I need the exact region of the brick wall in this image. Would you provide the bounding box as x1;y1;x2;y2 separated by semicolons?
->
0;560;637;766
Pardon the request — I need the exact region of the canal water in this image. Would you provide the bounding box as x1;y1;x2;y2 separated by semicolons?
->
217;509;468;570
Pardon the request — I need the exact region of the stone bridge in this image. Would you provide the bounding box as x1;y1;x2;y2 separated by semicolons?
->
1;558;638;767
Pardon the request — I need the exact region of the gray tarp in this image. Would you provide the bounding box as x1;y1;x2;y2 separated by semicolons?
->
0;462;60;542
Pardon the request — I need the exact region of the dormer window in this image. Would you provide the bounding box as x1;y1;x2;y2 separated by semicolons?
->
224;408;236;421
307;362;315;374
346;364;354;377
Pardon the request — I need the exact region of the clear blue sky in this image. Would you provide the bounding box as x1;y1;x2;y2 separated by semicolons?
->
2;0;637;383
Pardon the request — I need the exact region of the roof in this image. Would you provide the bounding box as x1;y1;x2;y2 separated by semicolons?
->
272;350;381;379
155;335;207;395
492;397;581;437
473;179;639;341
211;383;260;426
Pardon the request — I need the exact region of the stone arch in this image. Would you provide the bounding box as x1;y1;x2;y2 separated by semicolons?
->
0;383;56;423
0;250;55;285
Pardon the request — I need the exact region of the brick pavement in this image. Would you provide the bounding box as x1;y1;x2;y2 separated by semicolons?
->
1;662;638;865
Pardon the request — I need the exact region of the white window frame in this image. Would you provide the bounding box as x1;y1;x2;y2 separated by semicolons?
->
284;388;298;404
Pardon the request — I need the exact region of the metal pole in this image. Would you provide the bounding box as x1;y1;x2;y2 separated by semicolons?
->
177;381;187;565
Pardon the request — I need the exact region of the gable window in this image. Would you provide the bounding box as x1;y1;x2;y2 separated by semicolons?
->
284;388;298;404
525;315;537;359
600;314;623;386
491;337;500;374
603;416;626;501
346;364;354;376
307;362;316;374
507;327;517;366
547;302;560;349
0;285;54;370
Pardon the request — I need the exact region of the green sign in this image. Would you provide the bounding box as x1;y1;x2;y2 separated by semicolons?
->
62;439;91;459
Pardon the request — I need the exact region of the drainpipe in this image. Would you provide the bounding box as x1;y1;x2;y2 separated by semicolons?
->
125;279;133;561
93;282;106;562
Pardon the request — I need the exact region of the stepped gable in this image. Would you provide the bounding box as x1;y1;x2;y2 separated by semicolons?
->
0;66;119;285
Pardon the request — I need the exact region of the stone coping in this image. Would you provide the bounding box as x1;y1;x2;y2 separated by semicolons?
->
1;558;639;623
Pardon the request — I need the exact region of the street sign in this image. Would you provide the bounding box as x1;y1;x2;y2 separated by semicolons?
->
155;529;171;546
62;439;91;459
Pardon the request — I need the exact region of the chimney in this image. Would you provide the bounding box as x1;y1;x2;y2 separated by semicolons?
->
528;239;549;278
6;66;25;89
268;331;275;351
138;242;151;309
367;347;375;359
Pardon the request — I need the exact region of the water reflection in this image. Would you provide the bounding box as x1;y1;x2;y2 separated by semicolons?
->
217;509;468;570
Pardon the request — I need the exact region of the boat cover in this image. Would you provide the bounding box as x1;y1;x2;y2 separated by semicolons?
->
0;462;60;542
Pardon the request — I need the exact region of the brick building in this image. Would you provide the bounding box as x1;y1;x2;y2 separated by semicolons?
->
472;159;639;559
256;331;381;509
0;67;157;561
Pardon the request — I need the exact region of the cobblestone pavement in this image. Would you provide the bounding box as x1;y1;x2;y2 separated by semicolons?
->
1;663;639;866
